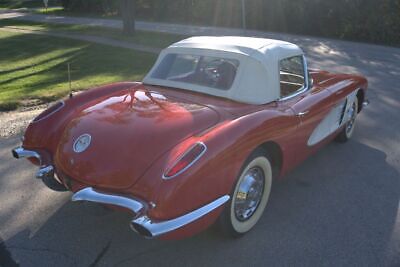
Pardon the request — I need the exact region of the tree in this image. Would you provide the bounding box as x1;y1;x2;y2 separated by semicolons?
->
120;0;136;35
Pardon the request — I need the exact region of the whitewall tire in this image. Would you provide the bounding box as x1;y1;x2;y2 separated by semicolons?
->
336;97;358;142
219;152;272;236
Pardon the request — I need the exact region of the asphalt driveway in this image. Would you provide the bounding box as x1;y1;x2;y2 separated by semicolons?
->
1;15;400;267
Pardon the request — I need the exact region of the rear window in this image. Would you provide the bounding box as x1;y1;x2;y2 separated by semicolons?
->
151;53;239;90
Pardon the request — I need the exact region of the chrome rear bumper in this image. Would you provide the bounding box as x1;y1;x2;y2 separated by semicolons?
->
12;147;67;191
13;147;230;238
72;187;229;238
72;187;145;214
130;195;229;238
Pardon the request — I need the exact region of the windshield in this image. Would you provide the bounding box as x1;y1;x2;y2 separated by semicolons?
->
150;53;240;90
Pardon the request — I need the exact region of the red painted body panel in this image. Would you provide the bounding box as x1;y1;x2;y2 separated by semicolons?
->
21;69;368;240
54;88;219;189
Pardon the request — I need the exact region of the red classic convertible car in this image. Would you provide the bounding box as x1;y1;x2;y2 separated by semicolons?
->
12;36;368;239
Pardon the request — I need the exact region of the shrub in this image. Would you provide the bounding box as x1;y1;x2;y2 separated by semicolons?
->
61;0;400;46
61;0;118;13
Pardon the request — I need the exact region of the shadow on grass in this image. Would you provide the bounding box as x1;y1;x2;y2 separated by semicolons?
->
0;0;58;9
0;31;156;108
0;50;81;85
0;47;81;75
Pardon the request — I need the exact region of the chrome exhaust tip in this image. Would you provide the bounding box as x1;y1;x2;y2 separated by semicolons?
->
362;99;370;107
12;147;41;163
130;221;154;239
11;148;19;159
12;147;67;192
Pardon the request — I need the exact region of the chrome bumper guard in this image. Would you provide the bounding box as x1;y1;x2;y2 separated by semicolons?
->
12;147;67;191
72;187;229;238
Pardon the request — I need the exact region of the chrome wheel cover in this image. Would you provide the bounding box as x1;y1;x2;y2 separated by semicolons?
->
234;167;265;221
346;102;357;136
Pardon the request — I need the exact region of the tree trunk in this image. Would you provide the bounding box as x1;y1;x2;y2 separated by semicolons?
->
120;0;136;35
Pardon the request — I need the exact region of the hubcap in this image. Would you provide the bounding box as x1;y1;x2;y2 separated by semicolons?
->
234;167;265;221
346;102;357;135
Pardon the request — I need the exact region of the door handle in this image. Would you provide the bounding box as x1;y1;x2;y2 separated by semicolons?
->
296;111;309;117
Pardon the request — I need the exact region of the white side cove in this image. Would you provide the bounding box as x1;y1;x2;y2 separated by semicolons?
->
307;91;357;146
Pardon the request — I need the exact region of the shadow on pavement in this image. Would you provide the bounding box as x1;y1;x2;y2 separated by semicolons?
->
2;140;399;266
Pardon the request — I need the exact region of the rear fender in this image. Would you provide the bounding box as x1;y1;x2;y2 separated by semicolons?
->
129;108;292;223
22;82;141;153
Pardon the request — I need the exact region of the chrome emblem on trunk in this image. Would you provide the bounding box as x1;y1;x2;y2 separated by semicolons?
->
73;134;91;153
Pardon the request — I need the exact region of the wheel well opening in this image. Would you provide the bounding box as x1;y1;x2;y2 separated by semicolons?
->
255;141;283;179
357;89;365;113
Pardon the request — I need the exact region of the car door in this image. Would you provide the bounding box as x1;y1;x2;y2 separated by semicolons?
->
278;55;334;167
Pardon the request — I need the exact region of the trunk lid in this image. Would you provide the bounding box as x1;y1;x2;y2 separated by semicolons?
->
55;87;219;189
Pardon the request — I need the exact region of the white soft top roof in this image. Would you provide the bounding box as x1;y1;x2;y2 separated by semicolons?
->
143;36;304;104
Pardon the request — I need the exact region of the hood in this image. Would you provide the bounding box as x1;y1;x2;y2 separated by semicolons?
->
55;87;219;189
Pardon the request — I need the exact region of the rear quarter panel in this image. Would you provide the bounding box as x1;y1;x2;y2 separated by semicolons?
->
129;104;298;222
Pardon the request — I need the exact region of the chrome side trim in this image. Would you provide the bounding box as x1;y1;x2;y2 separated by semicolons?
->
131;195;230;238
162;142;207;180
72;187;144;215
12;147;41;165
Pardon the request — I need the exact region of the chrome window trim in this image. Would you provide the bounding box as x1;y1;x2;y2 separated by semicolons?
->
162;142;207;180
278;55;310;102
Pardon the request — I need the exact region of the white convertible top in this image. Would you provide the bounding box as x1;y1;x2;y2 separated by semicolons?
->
143;36;304;104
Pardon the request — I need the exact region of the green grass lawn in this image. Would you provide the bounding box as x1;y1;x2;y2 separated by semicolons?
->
0;30;157;111
0;19;186;49
0;0;59;9
34;6;120;19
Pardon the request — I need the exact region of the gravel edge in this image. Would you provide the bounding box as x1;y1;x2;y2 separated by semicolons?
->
0;104;48;139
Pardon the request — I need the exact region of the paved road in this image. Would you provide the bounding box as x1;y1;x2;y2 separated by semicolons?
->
1;11;400;267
